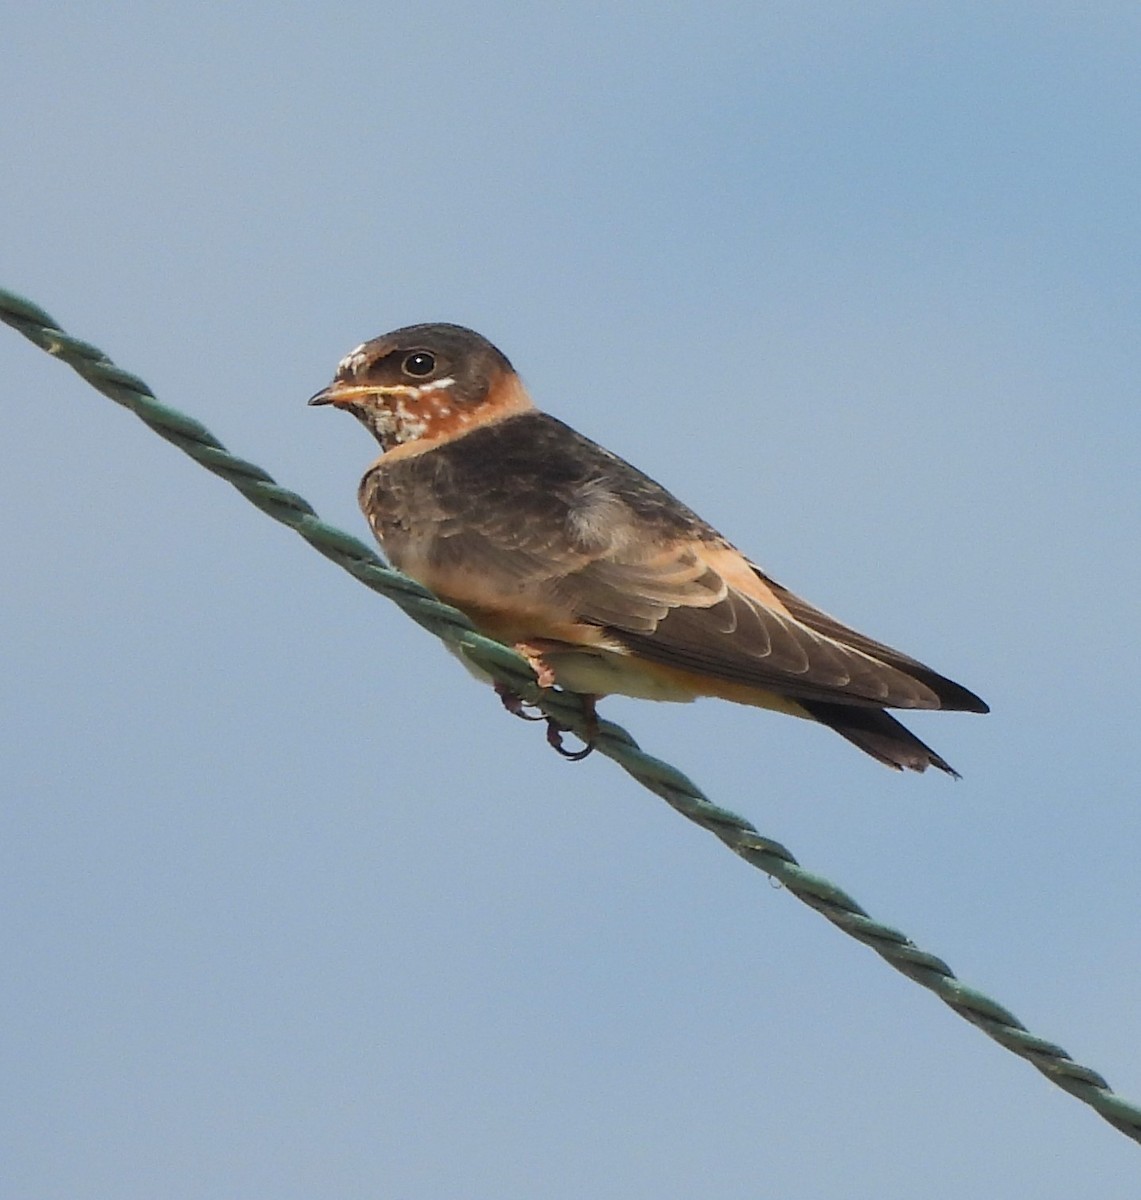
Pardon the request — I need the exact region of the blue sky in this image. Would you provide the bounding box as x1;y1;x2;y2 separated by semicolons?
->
2;4;1139;1196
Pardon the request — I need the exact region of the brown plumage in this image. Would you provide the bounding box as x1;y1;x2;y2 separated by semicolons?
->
311;322;988;775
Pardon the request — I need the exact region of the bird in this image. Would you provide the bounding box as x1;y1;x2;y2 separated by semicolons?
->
310;322;988;774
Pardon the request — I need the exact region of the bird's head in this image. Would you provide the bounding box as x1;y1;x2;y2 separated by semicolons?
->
309;322;528;452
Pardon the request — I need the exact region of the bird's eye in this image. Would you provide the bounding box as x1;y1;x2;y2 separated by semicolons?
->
402;351;436;377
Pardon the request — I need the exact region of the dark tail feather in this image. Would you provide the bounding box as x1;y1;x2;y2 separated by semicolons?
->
799;700;961;778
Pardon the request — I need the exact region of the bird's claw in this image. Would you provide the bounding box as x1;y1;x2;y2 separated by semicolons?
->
545;721;594;761
495;683;544;722
495;683;599;762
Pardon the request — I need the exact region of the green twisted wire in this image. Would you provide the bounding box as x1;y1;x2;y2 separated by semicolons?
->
4;285;1138;1147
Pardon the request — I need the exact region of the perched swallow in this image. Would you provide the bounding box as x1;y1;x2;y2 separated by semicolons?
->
311;323;988;774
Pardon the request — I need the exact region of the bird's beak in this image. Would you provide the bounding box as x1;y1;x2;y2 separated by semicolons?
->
308;381;388;408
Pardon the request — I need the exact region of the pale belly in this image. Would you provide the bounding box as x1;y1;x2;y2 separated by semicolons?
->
449;640;806;718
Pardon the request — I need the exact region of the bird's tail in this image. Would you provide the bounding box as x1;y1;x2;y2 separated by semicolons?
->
798;700;961;778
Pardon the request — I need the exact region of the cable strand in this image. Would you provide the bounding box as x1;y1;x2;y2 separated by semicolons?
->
3;285;1137;1147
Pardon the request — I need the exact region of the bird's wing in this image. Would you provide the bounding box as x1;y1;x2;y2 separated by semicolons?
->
427;494;971;711
373;413;984;711
567;539;965;709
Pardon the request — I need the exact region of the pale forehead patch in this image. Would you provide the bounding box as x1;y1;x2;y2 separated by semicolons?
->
337;343;371;376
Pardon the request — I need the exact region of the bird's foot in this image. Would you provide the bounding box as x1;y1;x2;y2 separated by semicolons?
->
494;682;545;722
495;683;599;762
545;721;594;761
545;695;599;761
512;641;559;689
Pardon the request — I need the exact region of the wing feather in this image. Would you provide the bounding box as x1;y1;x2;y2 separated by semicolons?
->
363;413;986;713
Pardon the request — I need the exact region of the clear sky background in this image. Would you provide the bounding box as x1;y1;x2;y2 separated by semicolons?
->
2;5;1139;1197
